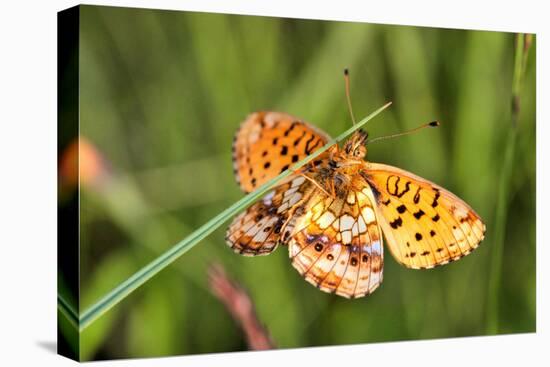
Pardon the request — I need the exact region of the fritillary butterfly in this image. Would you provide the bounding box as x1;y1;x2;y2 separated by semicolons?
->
226;78;485;299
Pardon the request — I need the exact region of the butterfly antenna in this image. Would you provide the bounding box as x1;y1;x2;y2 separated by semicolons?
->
344;68;357;125
366;121;440;144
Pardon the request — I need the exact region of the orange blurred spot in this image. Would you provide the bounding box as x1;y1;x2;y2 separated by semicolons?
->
59;136;105;189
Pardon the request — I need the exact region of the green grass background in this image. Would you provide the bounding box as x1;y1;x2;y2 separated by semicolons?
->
64;5;535;360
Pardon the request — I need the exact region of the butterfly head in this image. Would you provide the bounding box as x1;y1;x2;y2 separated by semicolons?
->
342;130;368;160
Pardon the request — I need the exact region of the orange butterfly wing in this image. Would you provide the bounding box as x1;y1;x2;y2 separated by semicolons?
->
288;186;384;298
226;175;313;256
362;163;486;269
232;111;330;193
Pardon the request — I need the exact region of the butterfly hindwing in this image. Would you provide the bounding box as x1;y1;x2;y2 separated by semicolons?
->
363;163;486;269
233;111;331;193
287;186;384;298
226;175;312;256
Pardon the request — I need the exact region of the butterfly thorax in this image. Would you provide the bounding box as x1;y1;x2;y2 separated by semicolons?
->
306;130;370;199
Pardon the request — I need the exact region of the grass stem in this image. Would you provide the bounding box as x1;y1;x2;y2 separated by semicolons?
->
486;33;531;334
58;293;79;330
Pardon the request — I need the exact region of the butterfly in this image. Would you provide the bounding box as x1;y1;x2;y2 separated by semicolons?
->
226;97;485;300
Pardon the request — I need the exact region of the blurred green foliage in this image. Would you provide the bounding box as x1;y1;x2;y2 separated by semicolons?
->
66;5;536;360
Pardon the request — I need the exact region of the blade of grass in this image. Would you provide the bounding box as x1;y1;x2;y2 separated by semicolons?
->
486;33;532;334
58;293;79;330
78;101;392;331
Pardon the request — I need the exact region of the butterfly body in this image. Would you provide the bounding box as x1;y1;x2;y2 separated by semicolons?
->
227;111;485;299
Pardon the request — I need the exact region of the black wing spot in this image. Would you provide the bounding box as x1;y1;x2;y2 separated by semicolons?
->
314;243;323;252
272;137;278;145
386;175;411;198
390;217;403;229
430;230;436;237
303;134;315;152
280;146;288;156
413;209;425;219
327;254;334;260
432;214;440;222
264;162;271;169
432;191;440;207
421;251;430;256
350;257;358;266
304;135;322;154
413;187;421;204
293;131;306;146
280;164;290;173
284;121;299;137
292;155;299;163
283;230;291;242
397;204;406;214
262;150;268;157
415;233;422;241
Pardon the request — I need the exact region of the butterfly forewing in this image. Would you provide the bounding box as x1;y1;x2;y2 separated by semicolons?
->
232;111;330;193
363;163;486;269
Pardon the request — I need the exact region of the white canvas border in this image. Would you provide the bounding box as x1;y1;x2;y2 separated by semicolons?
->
0;1;546;366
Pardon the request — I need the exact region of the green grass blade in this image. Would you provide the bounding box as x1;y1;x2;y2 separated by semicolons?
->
486;34;531;334
58;293;79;330
78;101;392;331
